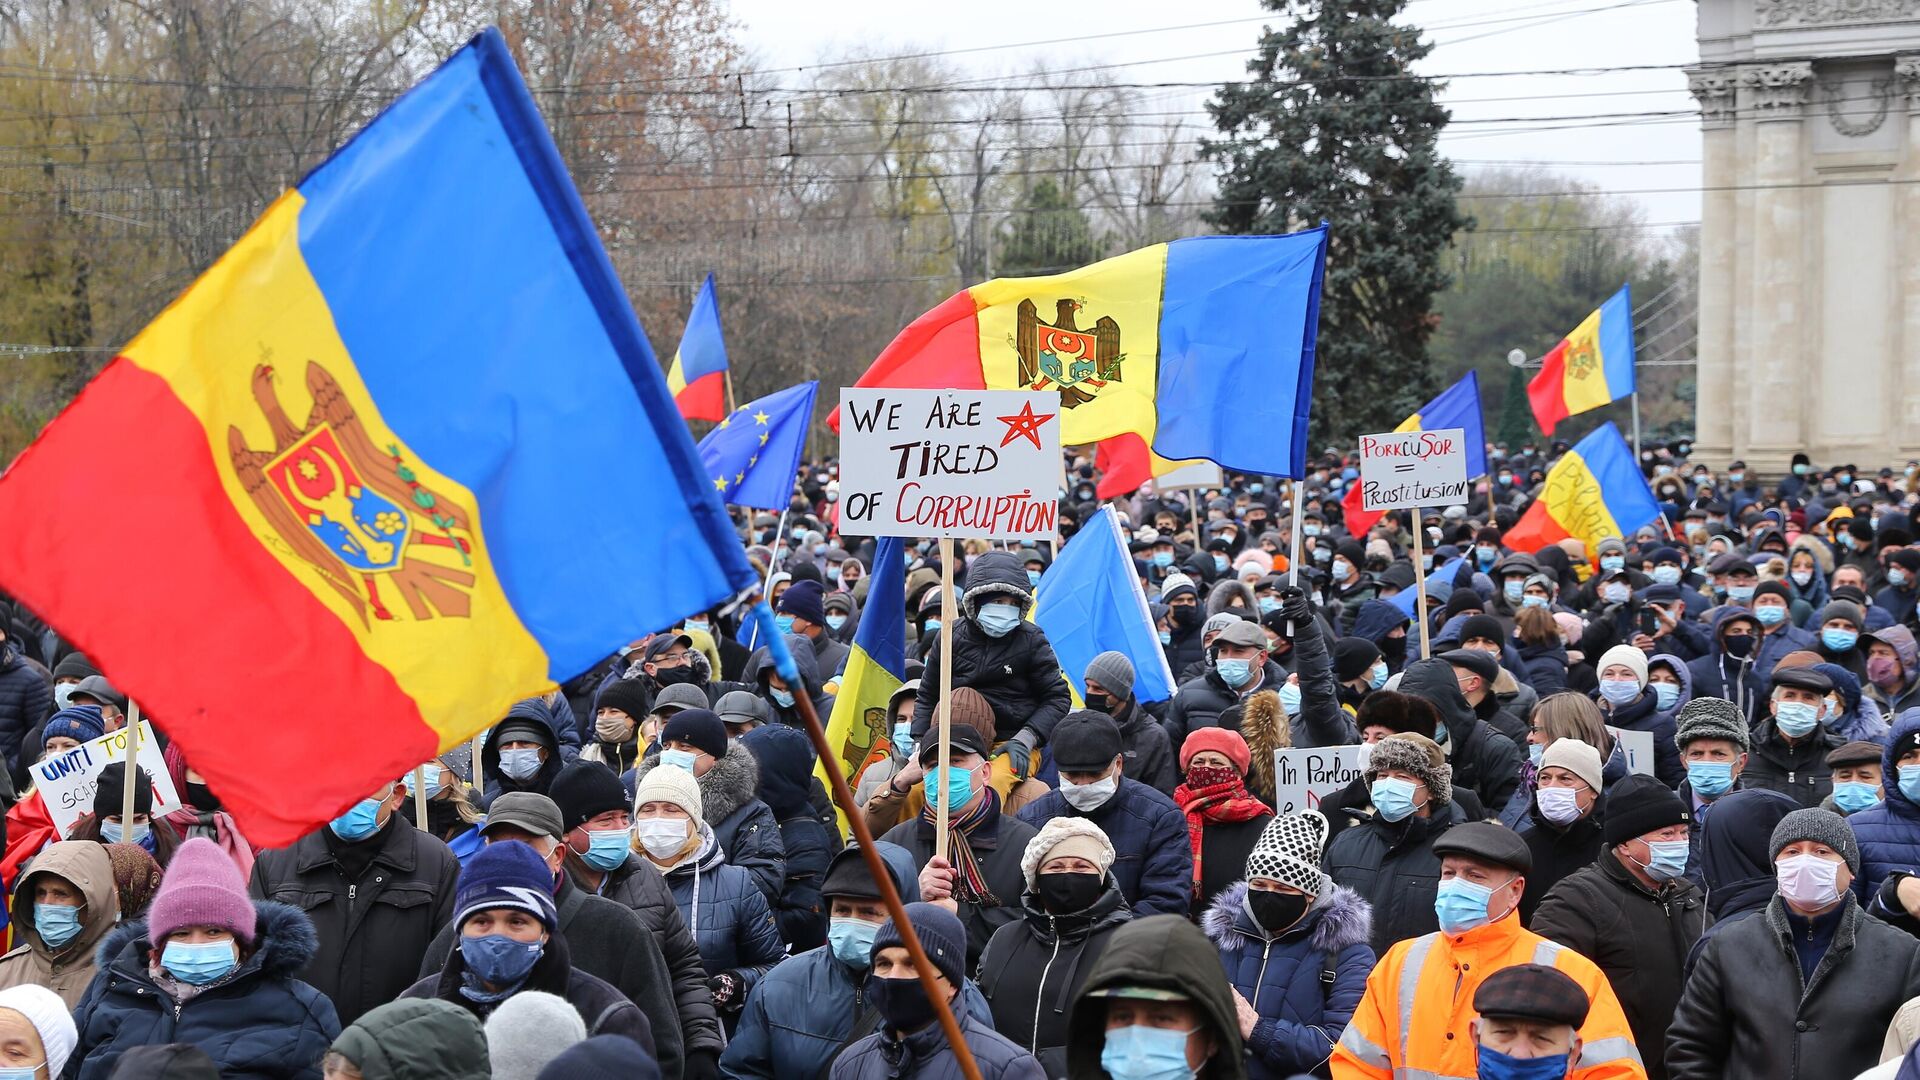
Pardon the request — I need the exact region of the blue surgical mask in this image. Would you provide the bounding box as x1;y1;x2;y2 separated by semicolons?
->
1371;777;1419;822
1303;524;1322;537
826;614;848;632
1369;662;1389;690
1652;565;1682;586
1641;839;1691;881
1434;875;1505;936
1651;682;1680;711
1894;567;1912;587
1600;554;1625;573
1601;583;1631;605
1755;604;1786;626
891;722;915;761
1774;700;1820;737
775;613;797;635
1728;584;1756;602
924;618;942;634
1823;628;1859;652
684;619;709;636
1527;742;1544;768
922;764;974;812
770;687;795;708
659;748;699;773
581;829;632;872
1503;580;1524;603
1899;765;1920;804
1258;596;1281;615
1478;546;1499;567
162;939;237;985
1598;678;1640;706
1027;569;1043;588
1332;558;1353;580
1278;682;1301;715
976;605;1022;638
1216;658;1254;689
1522;594;1549;609
1835;781;1881;814
1158;630;1173;646
52;683;76;711
1476;1044;1570;1080
404;764;443;796
34;903;82;949
100;819;150;846
459;933;543;989
1686;760;1734;798
1100;1024;1199;1080
1151;551;1174;568
499;747;543;781
328;799;383;842
828;917;879;968
1214;554;1230;573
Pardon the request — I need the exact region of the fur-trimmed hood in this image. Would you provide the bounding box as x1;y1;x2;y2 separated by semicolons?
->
98;899;318;980
634;739;761;826
1241;689;1288;802
1200;880;1372;954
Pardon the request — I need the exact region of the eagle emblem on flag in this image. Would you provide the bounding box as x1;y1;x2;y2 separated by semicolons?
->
1016;298;1123;408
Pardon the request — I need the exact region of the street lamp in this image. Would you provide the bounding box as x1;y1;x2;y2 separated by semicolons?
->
1507;348;1528;368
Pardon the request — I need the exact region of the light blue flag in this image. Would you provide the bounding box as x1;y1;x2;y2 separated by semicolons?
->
1034;507;1177;702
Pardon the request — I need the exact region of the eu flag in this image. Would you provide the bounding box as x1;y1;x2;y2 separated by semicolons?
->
698;382;818;511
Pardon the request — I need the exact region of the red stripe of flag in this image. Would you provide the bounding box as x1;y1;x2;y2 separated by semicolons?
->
675;370;726;422
1527;341;1572;436
827;291;987;432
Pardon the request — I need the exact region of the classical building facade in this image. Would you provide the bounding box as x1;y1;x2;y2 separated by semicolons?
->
1689;0;1920;470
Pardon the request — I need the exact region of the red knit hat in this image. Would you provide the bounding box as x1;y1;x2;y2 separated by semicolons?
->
147;837;257;946
1180;727;1251;774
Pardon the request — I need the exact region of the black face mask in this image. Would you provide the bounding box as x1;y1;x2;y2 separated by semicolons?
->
1723;634;1756;659
1247;888;1312;935
1083;692;1114;715
184;782;221;813
867;975;941;1033
1379;635;1407;660
652;665;703;688
1036;871;1104;914
1171;605;1200;628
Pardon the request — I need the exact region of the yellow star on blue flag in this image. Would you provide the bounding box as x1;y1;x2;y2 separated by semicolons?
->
696;381;817;510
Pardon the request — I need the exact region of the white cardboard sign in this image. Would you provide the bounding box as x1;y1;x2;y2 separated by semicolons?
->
1272;745;1367;817
838;388;1061;541
1152;459;1223;491
30;720;181;834
1358;427;1470;511
1606;727;1655;778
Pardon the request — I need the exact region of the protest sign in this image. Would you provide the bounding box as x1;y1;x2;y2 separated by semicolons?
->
30;720;180;834
1607;726;1655;778
1153;459;1223;491
1272;745;1367;816
1357;427;1470;511
838;388;1061;541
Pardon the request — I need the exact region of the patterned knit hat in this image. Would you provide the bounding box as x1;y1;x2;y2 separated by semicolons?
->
1244;811;1329;895
454;840;559;931
1365;732;1453;806
1674;697;1751;752
1020;817;1117;887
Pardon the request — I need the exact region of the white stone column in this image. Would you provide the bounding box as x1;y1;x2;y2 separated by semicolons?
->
1689;68;1741;466
1898;54;1920;461
1739;61;1813;473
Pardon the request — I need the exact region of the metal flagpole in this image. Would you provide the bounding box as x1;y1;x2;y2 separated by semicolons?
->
1630;392;1642;464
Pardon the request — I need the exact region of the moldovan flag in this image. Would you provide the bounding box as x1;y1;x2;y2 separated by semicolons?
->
0;29;758;847
1342;371;1487;534
1034;507;1178;703
668;272;729;421
820;536;908;818
1502;422;1661;558
830;229;1329;477
1527;284;1636;436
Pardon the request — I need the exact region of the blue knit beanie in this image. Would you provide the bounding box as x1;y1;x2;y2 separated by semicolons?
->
41;706;105;749
454;840;558;930
870;901;966;984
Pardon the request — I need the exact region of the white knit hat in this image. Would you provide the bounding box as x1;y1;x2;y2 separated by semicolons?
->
634;764;703;821
1597;644;1650;688
1020;817;1116;887
1244;811;1330;895
0;985;76;1076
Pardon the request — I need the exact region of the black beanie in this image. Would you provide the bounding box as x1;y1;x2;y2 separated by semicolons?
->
1603;774;1692;846
596;678;652;722
1753;580;1794;606
659;709;728;760
1444;589;1485;619
548;760;629;834
93;760;153;819
1333;637;1383;681
1459;614;1505;646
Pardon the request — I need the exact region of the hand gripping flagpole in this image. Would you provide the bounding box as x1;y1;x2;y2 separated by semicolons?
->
743;603;983;1080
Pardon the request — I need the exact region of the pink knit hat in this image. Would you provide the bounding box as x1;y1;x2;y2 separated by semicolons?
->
147;837;257;945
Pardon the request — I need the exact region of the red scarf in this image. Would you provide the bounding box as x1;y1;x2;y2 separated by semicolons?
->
1173;767;1271;898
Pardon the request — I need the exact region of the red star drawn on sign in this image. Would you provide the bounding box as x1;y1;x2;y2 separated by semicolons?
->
997;400;1054;450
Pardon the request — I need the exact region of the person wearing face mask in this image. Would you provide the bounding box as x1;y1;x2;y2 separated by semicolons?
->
1173;729;1274;916
1845;718;1920;930
740;724;835;951
1585;646;1683;790
249;776;460;1025
1201;812;1374;1080
1862;627;1920;717
748;631;832;733
1669;809;1920;1080
1516;739;1605;923
1325;733;1471;953
1160;574;1209;674
480;703;569;807
1440;646;1528;745
578;677;653;774
1463;965;1592;1080
1810;660;1890;743
1017;713;1190;917
1394;658;1524;812
629;708;786;906
0;842;116;1007
1332;821;1644;1080
775;582;850;695
974;820;1133;1074
402;841;654;1057
1742;666;1845;809
823;591;861;648
0;984;75;1080
1820;740;1887;817
66;762;181;868
1169;622;1286;748
855;681;926;826
1083;653;1178;795
1332;637;1387;713
864;688;1053;838
831;902;1042;1080
1685;609;1762;716
1064;915;1245;1080
1811;599;1870;684
910;551;1072;786
70;837;341;1079
1875;550;1920;627
1743;580;1818;688
1532;776;1701;1080
1327;542;1379;628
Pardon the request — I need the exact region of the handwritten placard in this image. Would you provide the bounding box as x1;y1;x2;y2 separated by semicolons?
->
30;721;180;834
1358;427;1470;511
839;388;1061;541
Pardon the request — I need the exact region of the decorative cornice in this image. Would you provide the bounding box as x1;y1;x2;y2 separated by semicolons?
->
1688;68;1742;128
1742;62;1816;119
1755;0;1920;27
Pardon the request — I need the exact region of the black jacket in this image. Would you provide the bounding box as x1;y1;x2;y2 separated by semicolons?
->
419;874;684;1080
1668;894;1920;1080
580;853;725;1061
1065;915;1248;1080
1395;659;1523;811
1325;801;1469;955
912;553;1072;744
1016;779;1192;918
0;641;50;790
1517;807;1605;925
1113;698;1178;795
1741;719;1844;810
248;813;460;1025
880;805;1038;972
1531;850;1702;1080
740;723;833;952
402;926;654;1053
830;1002;1042;1080
976;878;1133;1075
1167;659;1289;748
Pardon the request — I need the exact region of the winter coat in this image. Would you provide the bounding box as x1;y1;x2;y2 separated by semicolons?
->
1065;915;1248;1080
0;840;118;1007
1517;807;1605;924
741;724;834;951
1518;640;1570;695
1394;659;1523;811
1320;780;1484;845
1112;699;1178;795
66;902;341;1080
632;743;787;905
1742;718;1845;809
1288;620;1360;749
0;641;51;789
1753;622;1819;688
1201;882;1374;1080
1595;684;1684;790
480;699;570;806
1532;850;1702;1080
248;813;459;1025
659;826;785;997
880;805;1038;972
417;874;685;1080
1324;801;1469;955
1846;709;1920;899
1814;662;1890;743
401;926;653;1053
911;553;1073;744
976;877;1133;1074
578;852;726;1063
1668;894;1920;1080
1017;778;1192;918
830;1002;1043;1080
1168;659;1290;749
326;996;489;1080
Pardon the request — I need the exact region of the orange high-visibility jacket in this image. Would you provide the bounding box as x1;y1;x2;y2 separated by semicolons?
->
1330;913;1647;1080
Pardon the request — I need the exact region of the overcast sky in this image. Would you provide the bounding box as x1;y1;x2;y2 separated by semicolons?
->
722;0;1704;229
